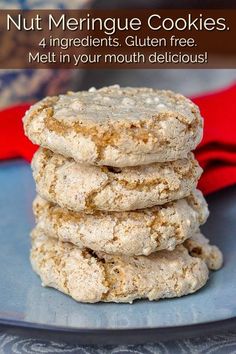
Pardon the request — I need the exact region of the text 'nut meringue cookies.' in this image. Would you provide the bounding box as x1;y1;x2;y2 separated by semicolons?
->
30;228;222;304
33;190;209;256
32;148;202;212
23;85;203;167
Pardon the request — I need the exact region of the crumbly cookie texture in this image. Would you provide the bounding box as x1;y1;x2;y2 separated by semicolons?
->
32;148;202;212
33;189;209;256
184;231;223;270
31;228;211;303
23;86;203;167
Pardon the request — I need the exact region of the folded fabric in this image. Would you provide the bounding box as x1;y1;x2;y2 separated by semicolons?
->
194;84;236;149
0;84;235;195
0;104;36;162
192;83;236;194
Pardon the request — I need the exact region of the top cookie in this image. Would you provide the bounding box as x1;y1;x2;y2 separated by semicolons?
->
23;85;203;167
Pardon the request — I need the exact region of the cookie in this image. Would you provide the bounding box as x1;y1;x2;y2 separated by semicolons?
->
23;86;203;167
33;189;209;256
32;148;202;212
31;228;212;303
184;231;223;270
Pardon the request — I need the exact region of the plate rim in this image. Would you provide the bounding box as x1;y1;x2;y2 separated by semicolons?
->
1;316;236;344
0;315;236;333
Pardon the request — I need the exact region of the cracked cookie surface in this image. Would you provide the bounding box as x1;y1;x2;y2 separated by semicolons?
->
32;148;202;212
23;86;203;167
33;189;209;256
30;228;219;303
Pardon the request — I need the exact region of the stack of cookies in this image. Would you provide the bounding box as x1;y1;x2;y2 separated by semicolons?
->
23;85;223;303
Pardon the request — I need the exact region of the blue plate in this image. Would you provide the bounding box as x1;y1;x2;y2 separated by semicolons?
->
0;159;235;345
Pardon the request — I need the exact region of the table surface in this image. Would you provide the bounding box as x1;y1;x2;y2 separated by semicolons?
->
0;327;236;353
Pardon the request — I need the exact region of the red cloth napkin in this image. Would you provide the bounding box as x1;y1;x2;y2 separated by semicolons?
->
0;104;36;162
193;83;236;194
0;84;235;195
